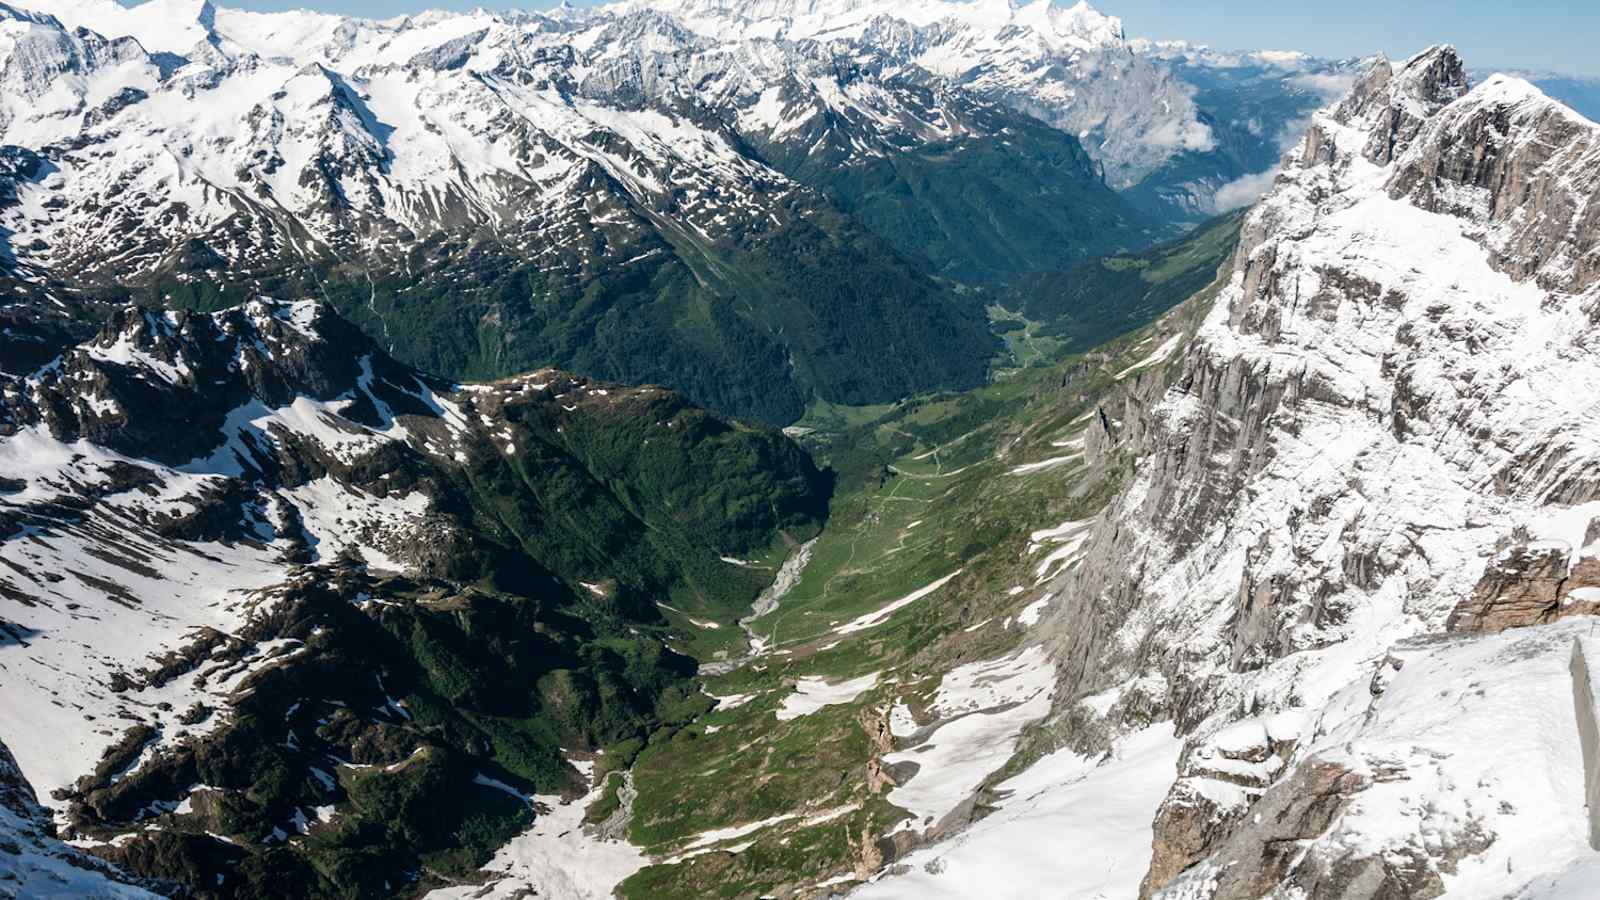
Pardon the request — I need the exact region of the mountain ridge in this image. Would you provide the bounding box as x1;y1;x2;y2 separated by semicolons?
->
0;0;1350;423
0;295;841;896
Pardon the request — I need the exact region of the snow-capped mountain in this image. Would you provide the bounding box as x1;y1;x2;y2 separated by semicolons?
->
0;0;1358;425
1481;69;1600;122
629;0;1205;182
879;45;1600;896
607;0;1356;214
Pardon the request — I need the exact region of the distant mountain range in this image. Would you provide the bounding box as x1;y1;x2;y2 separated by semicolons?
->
0;0;1373;423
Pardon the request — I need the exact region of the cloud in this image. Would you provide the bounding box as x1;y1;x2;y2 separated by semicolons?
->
1274;113;1315;150
1252;50;1313;70
1213;167;1280;212
1143;117;1216;153
1289;72;1359;99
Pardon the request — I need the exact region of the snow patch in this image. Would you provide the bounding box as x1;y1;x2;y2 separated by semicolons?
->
774;672;879;721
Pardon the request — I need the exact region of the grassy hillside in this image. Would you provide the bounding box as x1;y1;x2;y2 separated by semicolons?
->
607;261;1234;897
765;111;1160;284
997;210;1243;356
131;195;1001;427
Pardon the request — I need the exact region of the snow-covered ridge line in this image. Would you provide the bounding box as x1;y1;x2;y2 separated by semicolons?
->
0;0;1345;292
618;0;1127;51
1085;44;1598;896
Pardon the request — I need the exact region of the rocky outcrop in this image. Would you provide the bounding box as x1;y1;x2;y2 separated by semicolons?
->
1155;757;1370;900
858;705;896;795
1389;75;1600;300
1356;46;1470;164
1446;535;1600;633
1041;40;1600;722
1152;624;1585;900
853;825;886;880
1140;715;1300;898
0;302;382;462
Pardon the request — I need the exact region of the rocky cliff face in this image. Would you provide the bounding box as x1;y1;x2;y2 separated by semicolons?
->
1027;45;1600;896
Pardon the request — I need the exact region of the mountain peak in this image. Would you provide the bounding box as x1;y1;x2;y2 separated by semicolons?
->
1321;44;1471;165
0;2;60;28
1471;69;1592;120
993;0;1124;51
8;0;216;54
1392;42;1469;109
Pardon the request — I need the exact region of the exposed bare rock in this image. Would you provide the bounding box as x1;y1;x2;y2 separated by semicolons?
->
1389;74;1600;298
1139;715;1301;898
854;824;886;880
1039;40;1600;730
1447;542;1596;632
1350;46;1469;165
1447;518;1600;633
1154;624;1584;900
1157;756;1369;900
858;705;896;795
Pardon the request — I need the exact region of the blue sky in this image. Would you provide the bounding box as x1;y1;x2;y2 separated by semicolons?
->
217;0;1599;76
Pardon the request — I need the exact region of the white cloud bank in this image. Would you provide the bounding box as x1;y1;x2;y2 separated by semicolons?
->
1214;167;1281;212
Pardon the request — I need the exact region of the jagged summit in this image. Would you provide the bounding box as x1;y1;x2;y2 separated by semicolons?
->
1300;45;1600;302
632;0;1127;48
1391;43;1470;107
1321;43;1472;167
